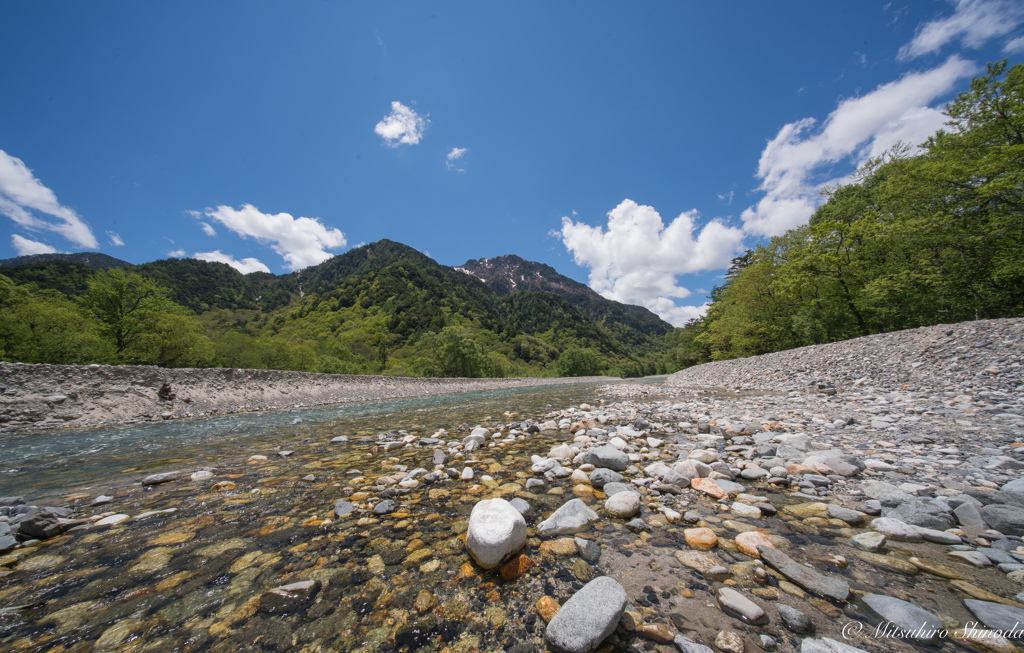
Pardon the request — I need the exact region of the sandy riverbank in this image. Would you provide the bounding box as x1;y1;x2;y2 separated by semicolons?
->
0;362;616;432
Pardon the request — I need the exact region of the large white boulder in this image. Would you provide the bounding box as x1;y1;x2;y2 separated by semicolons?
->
465;498;527;569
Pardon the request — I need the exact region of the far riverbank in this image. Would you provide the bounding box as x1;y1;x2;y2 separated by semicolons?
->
0;362;617;432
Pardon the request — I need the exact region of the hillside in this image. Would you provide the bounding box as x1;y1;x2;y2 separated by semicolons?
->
0;252;131;269
456;254;673;346
0;240;672;378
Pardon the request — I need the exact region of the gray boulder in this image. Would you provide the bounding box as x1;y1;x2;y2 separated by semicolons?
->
141;471;183;486
333;500;355;518
602;482;631;497
544;576;627;653
17;507;66;539
862;594;943;644
863;481;915;508
759;546;850;602
883;499;955;530
538;499;599;534
589;468;623;488
827;504;866;525
1001;479;1024;494
954;501;989;529
963;599;1024;633
581;444;628;471
0;534;17;553
980;504;1024;536
777;603;814;633
870;517;922;542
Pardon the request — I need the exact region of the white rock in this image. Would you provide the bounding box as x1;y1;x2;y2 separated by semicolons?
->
465;498;527;569
731;502;762;519
96;514;130;526
604;492;641;519
689;449;718;464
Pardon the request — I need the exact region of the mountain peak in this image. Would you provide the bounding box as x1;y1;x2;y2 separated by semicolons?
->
455;254;672;339
455;254;593;298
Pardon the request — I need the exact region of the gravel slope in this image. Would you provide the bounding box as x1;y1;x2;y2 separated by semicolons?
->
666;317;1023;396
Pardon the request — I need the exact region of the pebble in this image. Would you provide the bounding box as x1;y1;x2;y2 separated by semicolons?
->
776;603;813;633
849;531;886;552
684;528;718;550
714;630;745;653
716;586;767;624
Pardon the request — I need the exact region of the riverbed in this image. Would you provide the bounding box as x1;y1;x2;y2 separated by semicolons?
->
2;362;1024;653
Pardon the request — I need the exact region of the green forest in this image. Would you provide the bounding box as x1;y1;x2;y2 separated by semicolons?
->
664;61;1024;368
0;240;672;378
3;62;1021;378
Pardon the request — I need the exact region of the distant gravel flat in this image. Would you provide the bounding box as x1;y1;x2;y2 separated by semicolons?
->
0;364;616;432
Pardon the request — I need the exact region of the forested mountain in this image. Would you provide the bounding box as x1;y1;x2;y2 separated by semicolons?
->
0;240;670;377
457;255;673;346
664;60;1024;369
0;252;131;270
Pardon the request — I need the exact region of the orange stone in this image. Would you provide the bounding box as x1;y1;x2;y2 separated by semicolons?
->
211;481;237;491
540;538;578;555
684;527;718;550
537;596;560;622
636;623;675;644
459;562;477;578
690;478;728;500
147;531;194;546
573;485;595;499
735;531;775;558
500;554;535;580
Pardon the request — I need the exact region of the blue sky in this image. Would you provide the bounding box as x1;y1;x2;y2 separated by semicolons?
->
2;1;1022;325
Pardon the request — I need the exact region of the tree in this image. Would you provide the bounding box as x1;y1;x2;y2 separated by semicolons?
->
422;326;491;378
556;346;604;376
80;268;212;365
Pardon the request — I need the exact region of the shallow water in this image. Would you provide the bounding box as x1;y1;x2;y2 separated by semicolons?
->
0;382;616;500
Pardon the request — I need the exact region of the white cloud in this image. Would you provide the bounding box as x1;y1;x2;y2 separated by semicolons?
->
1006;35;1024;53
168;249;186;258
202;204;346;270
0;149;98;249
898;0;1024;60
107;231;124;246
375;101;428;147
717;191;734;206
556;199;745;327
741;56;977;237
446;147;468;171
194;250;271;274
11;234;57;256
200;222;217;236
650;300;710;327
